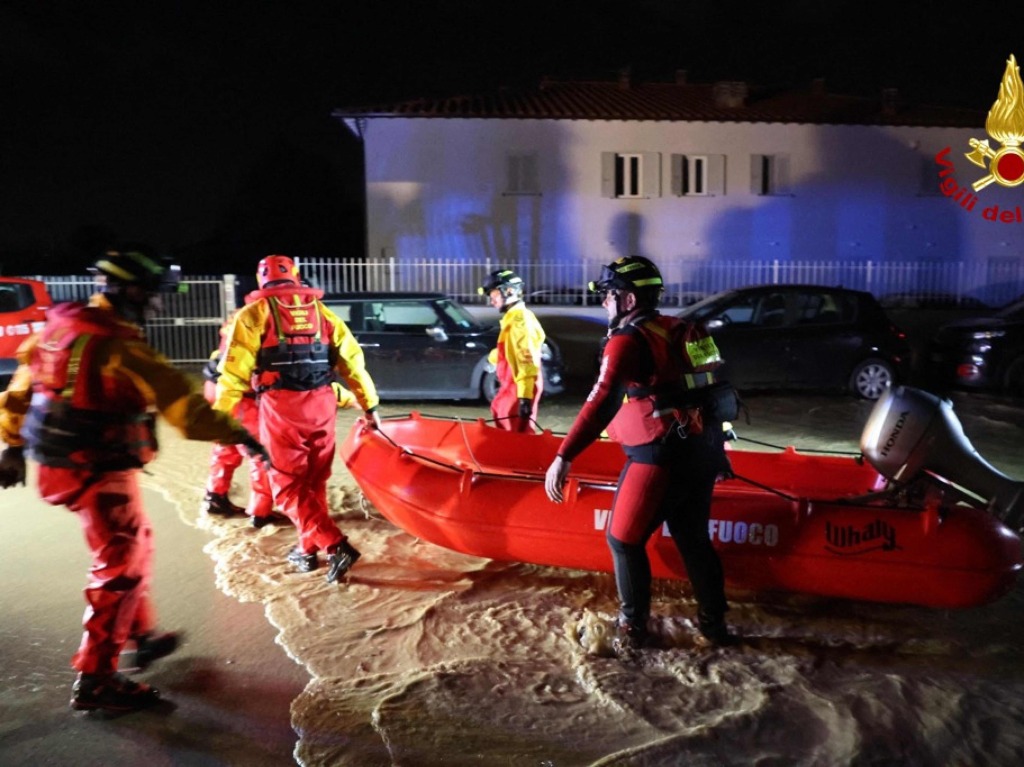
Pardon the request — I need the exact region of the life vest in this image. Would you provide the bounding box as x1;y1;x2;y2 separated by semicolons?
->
22;301;158;471
251;285;334;392
606;314;723;447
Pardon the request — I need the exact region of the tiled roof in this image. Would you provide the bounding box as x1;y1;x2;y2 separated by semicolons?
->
332;77;984;128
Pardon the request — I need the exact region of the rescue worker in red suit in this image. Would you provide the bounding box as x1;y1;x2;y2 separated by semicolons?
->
200;307;278;526
478;269;545;431
544;256;736;655
214;255;379;582
0;248;268;712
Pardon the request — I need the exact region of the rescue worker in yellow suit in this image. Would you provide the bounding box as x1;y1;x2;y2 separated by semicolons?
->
214;255;379;582
200;307;357;528
0;248;269;712
479;269;545;431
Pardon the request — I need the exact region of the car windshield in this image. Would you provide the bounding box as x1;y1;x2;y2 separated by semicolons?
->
436;298;484;329
676;290;736;321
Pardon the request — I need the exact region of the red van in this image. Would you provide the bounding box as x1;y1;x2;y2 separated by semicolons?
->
0;277;52;384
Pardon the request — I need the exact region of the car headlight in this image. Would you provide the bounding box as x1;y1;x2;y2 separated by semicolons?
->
971;330;1006;339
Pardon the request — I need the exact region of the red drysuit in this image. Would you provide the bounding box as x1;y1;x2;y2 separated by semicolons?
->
0;294;252;675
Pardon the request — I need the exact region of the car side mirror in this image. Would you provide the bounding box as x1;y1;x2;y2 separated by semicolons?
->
706;318;725;330
425;325;448;342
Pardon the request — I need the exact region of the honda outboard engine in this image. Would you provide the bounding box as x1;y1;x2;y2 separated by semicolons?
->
861;386;1024;530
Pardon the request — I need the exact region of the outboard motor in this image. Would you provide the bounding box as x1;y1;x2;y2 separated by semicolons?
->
861;385;1024;530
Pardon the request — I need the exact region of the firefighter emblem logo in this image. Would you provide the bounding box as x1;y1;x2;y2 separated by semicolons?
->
965;54;1024;191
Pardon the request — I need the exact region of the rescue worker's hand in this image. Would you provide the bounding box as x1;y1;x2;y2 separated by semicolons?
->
364;409;382;430
518;398;532;423
544;455;570;504
239;433;272;470
0;446;27;488
332;381;357;409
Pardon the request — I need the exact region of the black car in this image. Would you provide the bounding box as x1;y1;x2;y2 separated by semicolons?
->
320;292;564;401
927;297;1024;398
676;284;910;399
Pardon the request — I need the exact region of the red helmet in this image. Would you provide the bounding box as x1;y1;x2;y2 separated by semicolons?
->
257;254;300;288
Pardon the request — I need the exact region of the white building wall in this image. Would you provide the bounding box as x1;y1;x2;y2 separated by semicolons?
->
359;116;1024;287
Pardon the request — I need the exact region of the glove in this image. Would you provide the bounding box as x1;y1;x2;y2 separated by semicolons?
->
238;433;272;470
0;446;27;489
332;381;357;409
364;409;382;430
518;398;532;422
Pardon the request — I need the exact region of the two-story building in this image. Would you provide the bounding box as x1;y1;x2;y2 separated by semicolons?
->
332;71;1024;304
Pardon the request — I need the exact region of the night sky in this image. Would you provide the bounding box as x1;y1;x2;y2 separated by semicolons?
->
2;1;1022;275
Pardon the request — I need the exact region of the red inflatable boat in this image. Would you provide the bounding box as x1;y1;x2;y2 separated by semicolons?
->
340;387;1023;608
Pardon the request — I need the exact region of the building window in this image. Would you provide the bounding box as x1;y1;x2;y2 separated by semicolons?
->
750;154;790;195
601;152;661;198
670;154;725;196
505;153;540;195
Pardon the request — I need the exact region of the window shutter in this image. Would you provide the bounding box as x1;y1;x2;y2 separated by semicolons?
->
507;156;521;192
641;152;661;198
750;154;765;195
707;154;726;195
601;152;616;197
521;154;538;192
670;154;683;196
774;154;791;194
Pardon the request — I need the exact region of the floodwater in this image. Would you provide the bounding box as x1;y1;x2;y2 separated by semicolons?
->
160;390;1024;766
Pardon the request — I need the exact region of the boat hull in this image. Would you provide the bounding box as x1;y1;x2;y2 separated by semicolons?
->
340;414;1022;608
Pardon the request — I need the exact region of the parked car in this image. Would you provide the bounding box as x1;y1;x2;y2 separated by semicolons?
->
527;287;601;306
676;284;910;399
879;292;991;310
926;297;1024;397
320;292;564;401
0;277;51;386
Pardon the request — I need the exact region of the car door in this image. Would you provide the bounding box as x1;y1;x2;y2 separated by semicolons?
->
703;289;793;389
357;299;470;396
783;289;864;389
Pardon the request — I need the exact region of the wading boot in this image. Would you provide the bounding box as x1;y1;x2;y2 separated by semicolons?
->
200;491;246;517
287;547;318;572
325;540;361;583
70;672;161;712
695;612;738;648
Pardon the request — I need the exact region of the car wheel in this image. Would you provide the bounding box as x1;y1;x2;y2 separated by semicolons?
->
481;369;499;402
1004;356;1024;398
849;358;895;400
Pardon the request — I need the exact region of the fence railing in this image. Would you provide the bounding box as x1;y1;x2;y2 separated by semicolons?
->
297;257;1024;308
35;274;231;365
33;258;1022;365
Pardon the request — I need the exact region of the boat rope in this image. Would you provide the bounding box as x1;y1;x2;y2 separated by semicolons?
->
733;434;861;457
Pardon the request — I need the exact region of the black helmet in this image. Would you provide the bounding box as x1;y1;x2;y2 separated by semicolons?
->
478;268;525;299
589;255;664;309
92;247;184;294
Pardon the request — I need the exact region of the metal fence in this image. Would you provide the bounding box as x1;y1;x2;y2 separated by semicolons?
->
36;274;233;365
297;257;1024;308
32;258;1023;365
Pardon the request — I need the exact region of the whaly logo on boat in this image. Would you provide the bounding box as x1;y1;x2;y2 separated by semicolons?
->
824;519;898;555
592;510;780;546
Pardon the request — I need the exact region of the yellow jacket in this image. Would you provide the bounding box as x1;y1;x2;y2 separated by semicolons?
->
0;293;250;448
490;302;545;399
213;294;379;414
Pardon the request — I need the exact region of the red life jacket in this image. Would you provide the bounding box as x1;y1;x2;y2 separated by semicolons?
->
606;314;722;446
251;284;334;392
23;301;158;471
